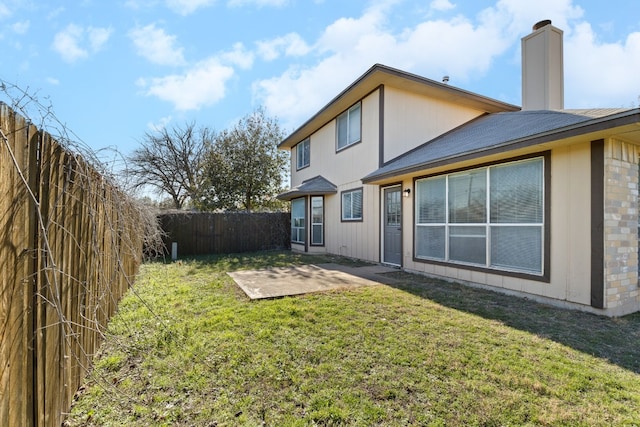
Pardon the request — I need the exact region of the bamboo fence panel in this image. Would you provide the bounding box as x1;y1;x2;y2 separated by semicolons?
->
0;104;146;426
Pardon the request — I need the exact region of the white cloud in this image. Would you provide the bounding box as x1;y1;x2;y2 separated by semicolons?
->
254;0;640;130
228;0;288;7
88;27;112;51
165;0;287;14
429;0;455;12
46;77;60;85
137;58;235;110
11;20;29;34
52;24;88;62
220;42;254;69
129;24;186;66
147;115;173;132
254;2;510;128
52;24;112;63
478;0;584;40
565;23;640;108
0;4;10;19
166;0;216;15
256;33;310;61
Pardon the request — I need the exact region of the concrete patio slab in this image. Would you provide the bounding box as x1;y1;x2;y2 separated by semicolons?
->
228;263;399;300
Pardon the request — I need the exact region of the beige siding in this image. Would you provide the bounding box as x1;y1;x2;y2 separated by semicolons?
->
403;143;595;309
550;143;592;304
291;90;380;188
324;183;380;262
289;90;381;262
383;87;483;162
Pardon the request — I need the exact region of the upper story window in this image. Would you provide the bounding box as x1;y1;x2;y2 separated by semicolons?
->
296;138;310;170
336;102;361;151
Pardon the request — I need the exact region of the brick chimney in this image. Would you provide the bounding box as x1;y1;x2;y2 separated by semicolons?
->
521;20;564;110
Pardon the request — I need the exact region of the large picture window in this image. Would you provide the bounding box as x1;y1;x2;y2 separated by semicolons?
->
336;102;361;151
291;197;306;244
296;138;310;170
415;157;544;275
341;188;363;221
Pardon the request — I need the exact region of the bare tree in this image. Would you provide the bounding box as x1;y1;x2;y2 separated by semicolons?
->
197;107;288;212
127;122;209;209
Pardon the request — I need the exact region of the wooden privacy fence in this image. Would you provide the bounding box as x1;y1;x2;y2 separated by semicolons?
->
159;211;290;257
0;104;148;426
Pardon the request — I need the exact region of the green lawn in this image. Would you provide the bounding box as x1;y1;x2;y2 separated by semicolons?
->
66;251;640;426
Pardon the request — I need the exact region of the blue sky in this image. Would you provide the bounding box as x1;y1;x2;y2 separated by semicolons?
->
1;0;639;159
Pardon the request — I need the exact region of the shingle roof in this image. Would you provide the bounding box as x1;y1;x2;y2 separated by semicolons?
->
363;108;639;183
277;175;337;201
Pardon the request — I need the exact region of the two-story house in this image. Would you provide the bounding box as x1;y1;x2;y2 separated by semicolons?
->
277;20;640;317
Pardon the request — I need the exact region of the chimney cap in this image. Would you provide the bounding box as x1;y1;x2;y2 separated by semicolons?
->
533;19;552;31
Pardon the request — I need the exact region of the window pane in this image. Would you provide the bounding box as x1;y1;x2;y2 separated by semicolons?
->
352;189;363;219
312;197;323;223
386;189;401;226
337;112;348;149
292;198;304;217
348;103;361;144
416;225;445;259
304;140;310;165
342;192;351;219
449;169;486;223
416;177;446;223
342;189;362;220
491;226;542;273
297;139;310;169
490;158;543;223
449;226;486;264
296;143;303;168
312;225;323;245
291;198;305;244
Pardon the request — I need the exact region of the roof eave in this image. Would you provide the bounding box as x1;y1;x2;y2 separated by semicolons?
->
278;64;520;150
363;109;640;184
276;190;337;202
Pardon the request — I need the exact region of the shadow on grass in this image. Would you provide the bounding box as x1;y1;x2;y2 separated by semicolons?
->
383;271;640;374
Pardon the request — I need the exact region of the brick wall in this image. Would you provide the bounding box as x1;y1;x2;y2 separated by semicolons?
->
603;138;640;315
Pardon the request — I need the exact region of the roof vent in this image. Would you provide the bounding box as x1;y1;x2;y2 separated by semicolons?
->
533;19;552;31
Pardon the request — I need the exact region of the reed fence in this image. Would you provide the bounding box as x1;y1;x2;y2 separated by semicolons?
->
0;103;150;426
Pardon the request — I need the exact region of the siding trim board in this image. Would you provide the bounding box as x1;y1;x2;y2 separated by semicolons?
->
379;85;385;168
591;139;605;308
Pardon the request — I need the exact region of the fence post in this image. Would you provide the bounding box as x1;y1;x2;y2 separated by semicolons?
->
171;242;178;260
